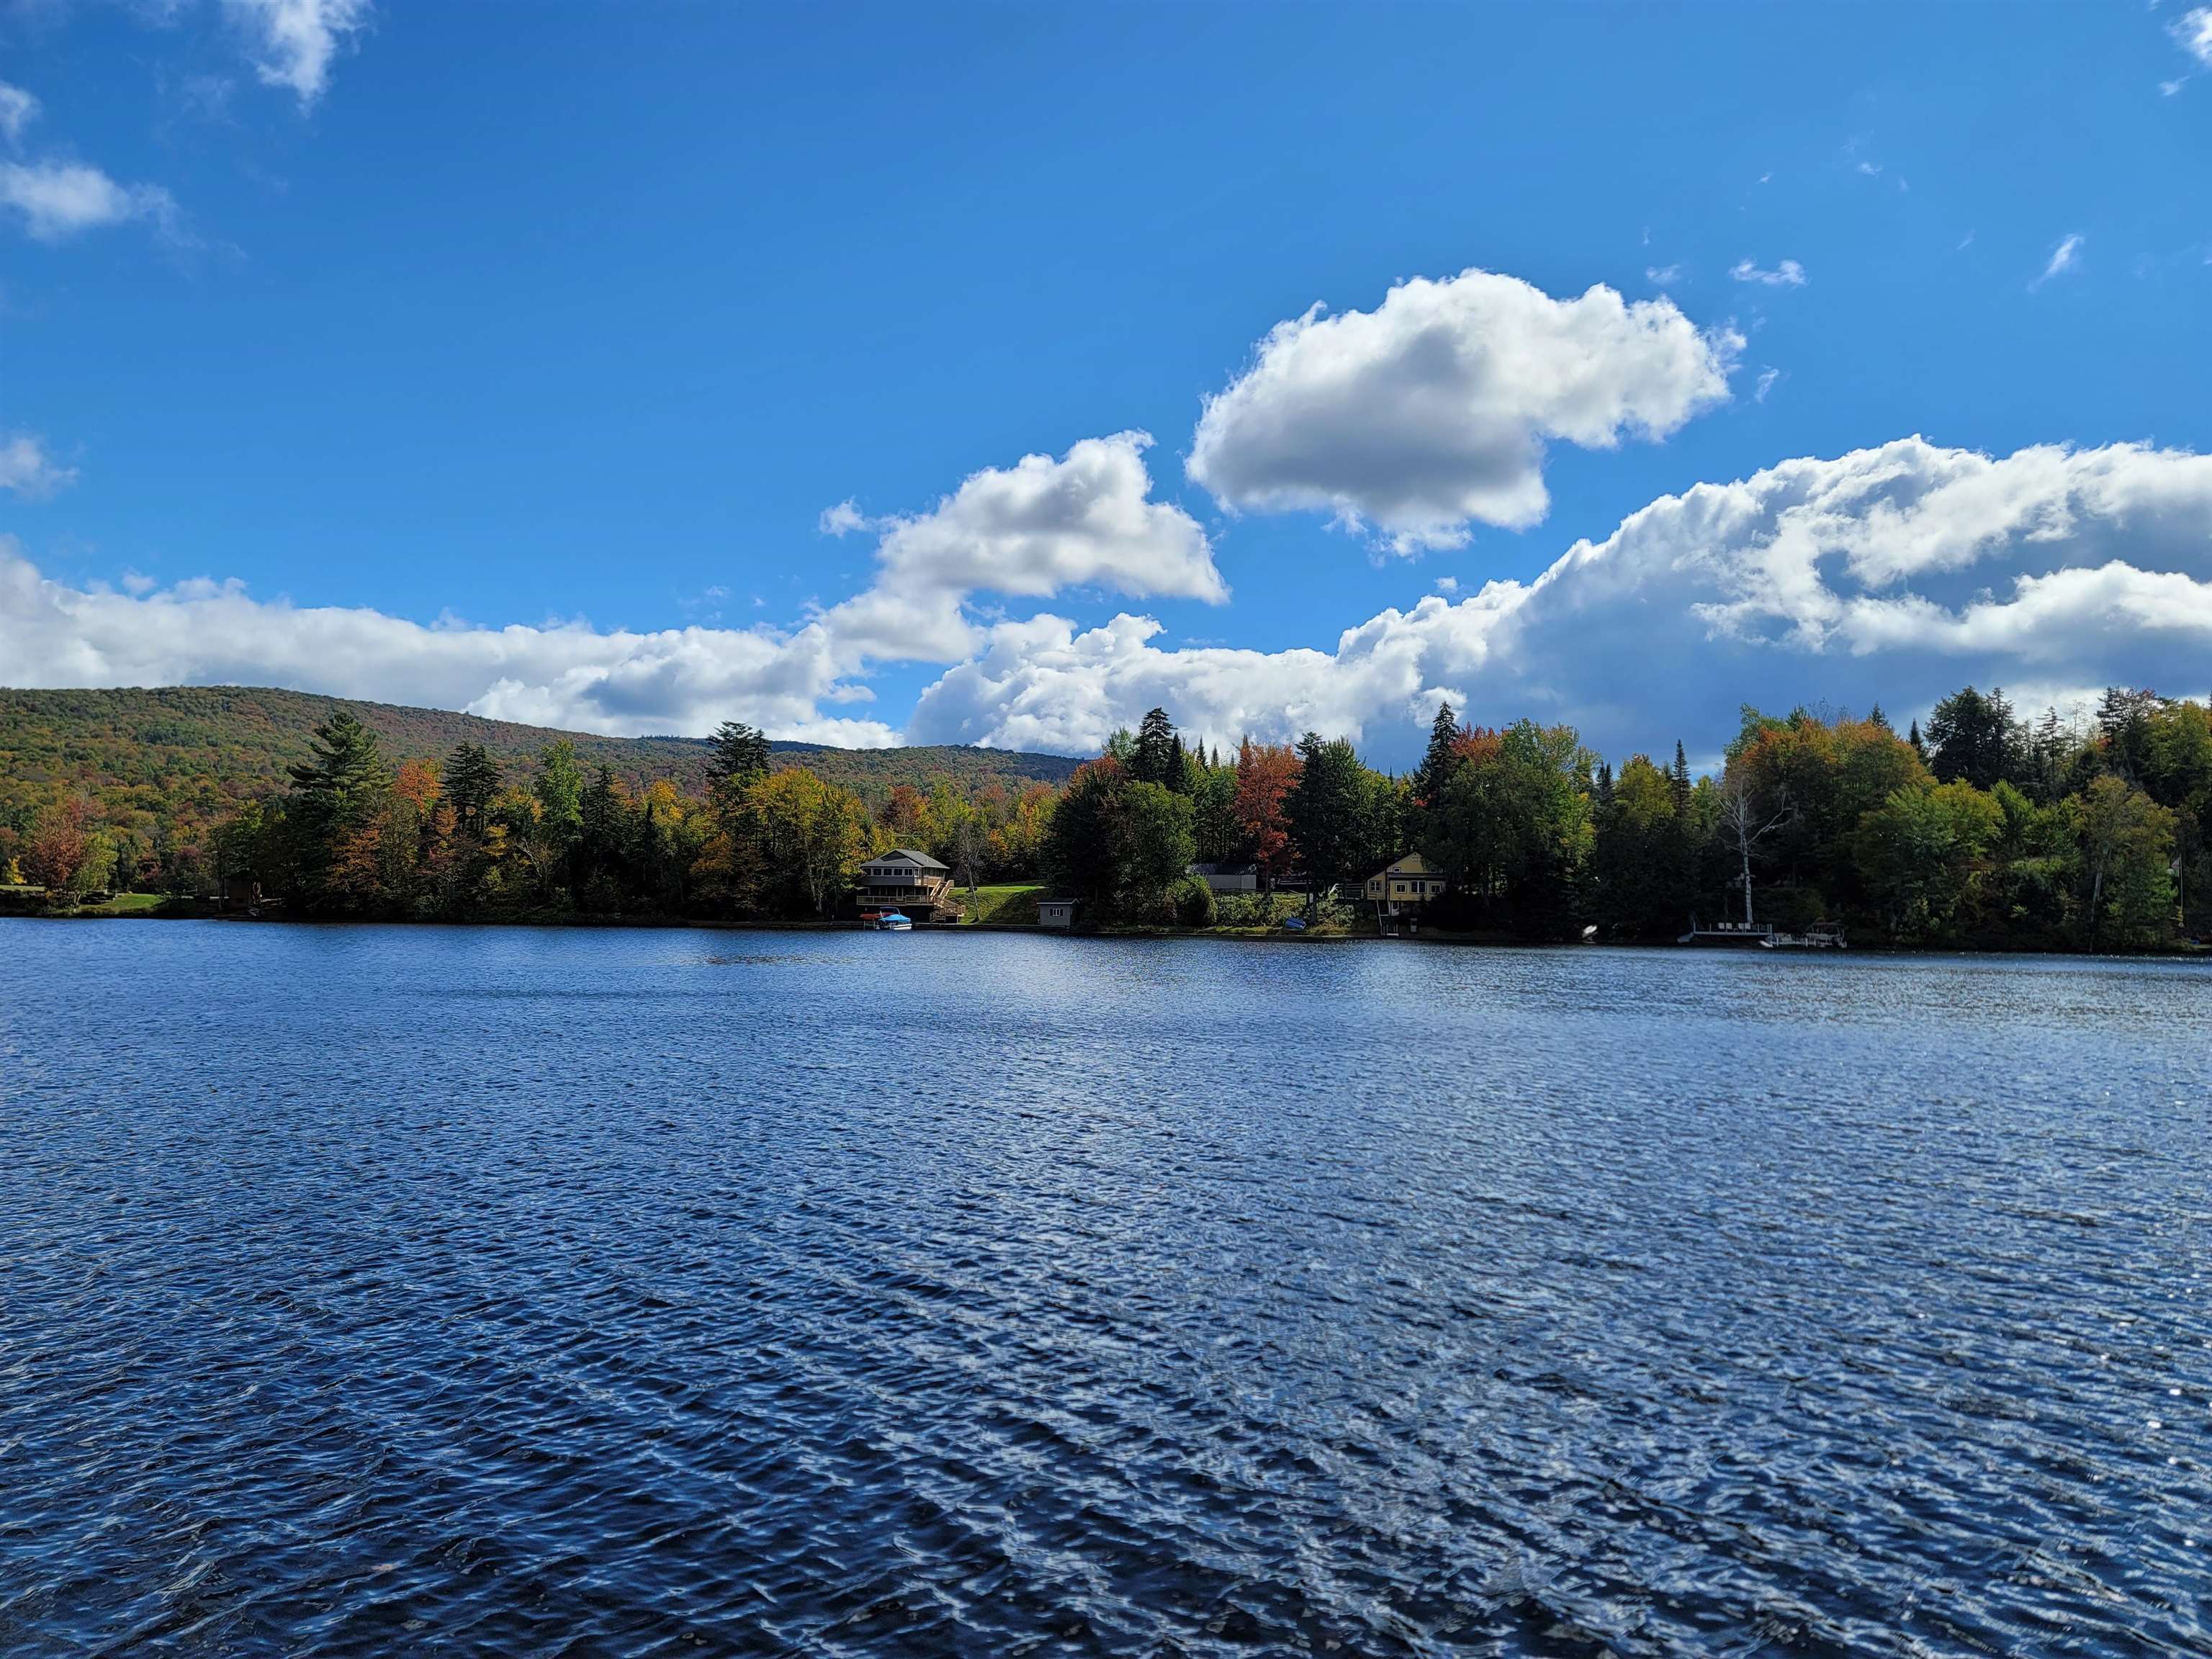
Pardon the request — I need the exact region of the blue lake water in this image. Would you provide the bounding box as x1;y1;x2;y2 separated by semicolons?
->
1;920;2208;1656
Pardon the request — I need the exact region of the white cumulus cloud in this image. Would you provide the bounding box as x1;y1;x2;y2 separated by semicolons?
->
19;440;2210;760
223;0;372;107
0;543;899;746
812;431;1221;667
908;439;2212;762
0;159;178;242
1;431;1215;746
869;431;1221;603
1187;267;1738;552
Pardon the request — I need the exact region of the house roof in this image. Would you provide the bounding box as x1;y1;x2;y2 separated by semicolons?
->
1189;861;1259;876
868;848;949;871
1370;851;1441;878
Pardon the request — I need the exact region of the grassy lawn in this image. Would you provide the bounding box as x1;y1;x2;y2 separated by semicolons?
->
953;883;1047;925
29;891;173;917
85;891;168;914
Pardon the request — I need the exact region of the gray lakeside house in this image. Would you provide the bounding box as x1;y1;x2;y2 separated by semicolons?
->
858;848;953;919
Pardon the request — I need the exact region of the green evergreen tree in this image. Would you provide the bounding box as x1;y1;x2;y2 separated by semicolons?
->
1130;708;1177;786
707;720;772;788
1166;733;1190;793
1925;685;2022;791
2097;688;2159;783
1413;700;1462;806
444;744;503;835
284;711;396;909
287;711;395;824
1286;732;1372;905
577;765;624;896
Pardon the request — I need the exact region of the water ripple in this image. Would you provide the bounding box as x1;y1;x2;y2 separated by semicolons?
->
2;922;2208;1655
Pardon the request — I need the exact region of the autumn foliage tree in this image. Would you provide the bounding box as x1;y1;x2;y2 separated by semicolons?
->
1231;739;1300;885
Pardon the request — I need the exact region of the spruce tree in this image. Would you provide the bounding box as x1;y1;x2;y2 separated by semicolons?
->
579;765;623;886
1925;685;2020;790
1131;708;1177;786
1286;732;1372;904
707;720;771;788
1413;700;1462;806
444;744;503;835
1669;741;1691;818
285;711;395;909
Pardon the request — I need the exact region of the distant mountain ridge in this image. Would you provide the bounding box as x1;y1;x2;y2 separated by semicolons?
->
0;686;1085;830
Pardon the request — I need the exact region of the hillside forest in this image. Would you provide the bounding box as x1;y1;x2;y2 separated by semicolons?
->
2;683;2206;951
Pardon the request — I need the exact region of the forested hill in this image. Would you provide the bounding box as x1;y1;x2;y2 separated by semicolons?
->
0;685;1084;826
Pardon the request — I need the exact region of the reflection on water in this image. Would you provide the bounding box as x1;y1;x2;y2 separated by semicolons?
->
2;922;2208;1655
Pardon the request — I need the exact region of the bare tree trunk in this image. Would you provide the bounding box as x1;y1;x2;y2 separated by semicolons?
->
1719;771;1792;929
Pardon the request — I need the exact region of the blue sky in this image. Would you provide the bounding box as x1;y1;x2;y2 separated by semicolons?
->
3;1;2211;763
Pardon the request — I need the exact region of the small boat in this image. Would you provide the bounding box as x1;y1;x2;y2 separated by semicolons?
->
866;911;913;932
1761;922;1848;950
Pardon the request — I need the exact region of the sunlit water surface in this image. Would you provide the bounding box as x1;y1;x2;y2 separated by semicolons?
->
2;921;2208;1656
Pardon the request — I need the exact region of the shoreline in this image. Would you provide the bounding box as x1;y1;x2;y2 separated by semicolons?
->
5;903;2204;958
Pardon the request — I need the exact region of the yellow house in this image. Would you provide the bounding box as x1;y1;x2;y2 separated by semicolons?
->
1363;852;1449;914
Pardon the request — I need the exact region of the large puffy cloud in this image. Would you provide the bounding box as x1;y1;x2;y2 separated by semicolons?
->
18;439;2211;761
911;439;2212;763
814;430;1220;663
0;545;899;746
868;431;1223;603
0;431;1215;746
1187;269;1739;552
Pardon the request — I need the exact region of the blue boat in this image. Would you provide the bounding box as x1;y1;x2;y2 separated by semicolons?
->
868;911;913;932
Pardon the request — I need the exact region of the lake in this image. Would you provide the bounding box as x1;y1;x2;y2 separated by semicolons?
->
2;921;2208;1656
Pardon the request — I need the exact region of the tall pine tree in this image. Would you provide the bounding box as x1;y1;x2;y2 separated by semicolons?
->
707;720;771;788
1130;708;1177;786
1413;700;1463;806
287;712;393;841
444;744;503;835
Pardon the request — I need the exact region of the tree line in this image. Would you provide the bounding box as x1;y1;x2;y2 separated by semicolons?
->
5;685;2205;950
1;712;1054;922
0;685;1080;904
1043;690;2208;950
